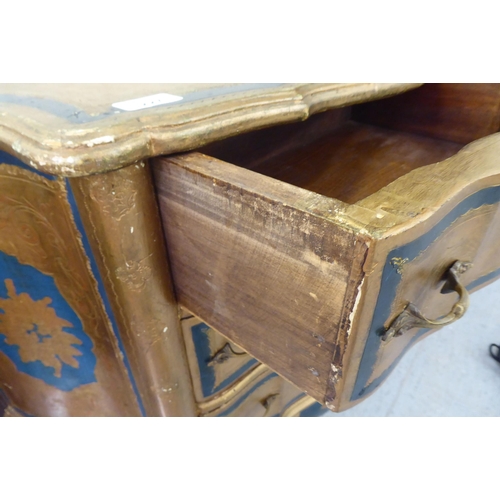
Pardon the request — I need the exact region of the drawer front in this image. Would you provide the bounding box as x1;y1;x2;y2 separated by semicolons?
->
201;364;318;417
181;313;325;416
181;314;258;402
346;176;500;406
154;90;500;412
298;401;329;418
202;368;280;417
280;394;328;417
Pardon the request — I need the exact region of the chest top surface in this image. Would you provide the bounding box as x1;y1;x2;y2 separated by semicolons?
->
0;83;421;177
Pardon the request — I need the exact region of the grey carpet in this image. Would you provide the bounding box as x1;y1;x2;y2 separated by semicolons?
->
323;279;500;417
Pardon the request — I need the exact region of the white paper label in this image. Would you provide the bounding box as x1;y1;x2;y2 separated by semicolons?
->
112;93;183;111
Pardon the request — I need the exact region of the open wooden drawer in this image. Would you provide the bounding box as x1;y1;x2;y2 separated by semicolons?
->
153;84;500;412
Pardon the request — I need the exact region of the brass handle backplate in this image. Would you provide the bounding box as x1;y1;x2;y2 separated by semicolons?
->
381;260;472;342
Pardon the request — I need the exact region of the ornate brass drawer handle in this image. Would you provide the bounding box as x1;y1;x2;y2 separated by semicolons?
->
381;261;472;342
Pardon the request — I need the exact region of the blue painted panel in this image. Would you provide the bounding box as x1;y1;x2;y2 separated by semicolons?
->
0;252;96;391
191;322;259;398
0;151;146;414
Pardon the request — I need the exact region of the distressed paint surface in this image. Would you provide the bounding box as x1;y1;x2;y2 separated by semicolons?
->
0;151;142;416
352;185;500;400
0;84;421;177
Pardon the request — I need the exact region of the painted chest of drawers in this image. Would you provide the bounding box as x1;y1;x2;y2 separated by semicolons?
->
0;83;499;416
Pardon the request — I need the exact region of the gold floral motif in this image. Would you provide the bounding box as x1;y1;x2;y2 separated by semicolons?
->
0;167;100;329
0;162;142;415
0;279;82;377
88;176;138;221
115;257;153;291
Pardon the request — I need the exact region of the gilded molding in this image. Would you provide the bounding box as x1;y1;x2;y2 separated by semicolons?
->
0;84;422;177
69;162;197;416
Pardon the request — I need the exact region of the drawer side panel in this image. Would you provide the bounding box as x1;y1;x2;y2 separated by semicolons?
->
154;154;369;403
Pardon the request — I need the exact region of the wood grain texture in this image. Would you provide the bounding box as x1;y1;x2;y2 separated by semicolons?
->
153;153;370;405
203;119;462;204
154;128;500;410
117;83;500;412
353;83;500;145
200;106;352;168
0;83;421;176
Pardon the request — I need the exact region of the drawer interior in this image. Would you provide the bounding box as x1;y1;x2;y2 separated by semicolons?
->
154;83;500;410
200;83;500;204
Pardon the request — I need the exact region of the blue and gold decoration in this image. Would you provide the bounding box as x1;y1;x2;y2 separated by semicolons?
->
184;315;327;417
0;252;96;391
0;151;143;416
352;185;500;401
